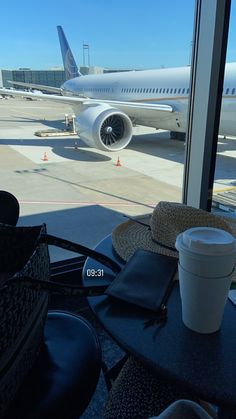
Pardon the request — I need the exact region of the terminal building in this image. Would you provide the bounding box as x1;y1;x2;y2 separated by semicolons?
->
0;66;134;89
0;68;66;89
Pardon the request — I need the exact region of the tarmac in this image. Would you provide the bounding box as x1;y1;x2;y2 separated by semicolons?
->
0;97;235;261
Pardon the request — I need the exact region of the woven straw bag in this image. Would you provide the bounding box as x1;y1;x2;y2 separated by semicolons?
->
0;223;120;417
0;223;50;416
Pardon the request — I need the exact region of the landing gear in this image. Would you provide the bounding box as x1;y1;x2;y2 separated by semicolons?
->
170;131;186;141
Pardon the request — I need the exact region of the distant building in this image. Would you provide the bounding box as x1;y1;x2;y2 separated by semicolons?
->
0;69;66;89
0;66;135;89
103;68;136;73
80;66;104;75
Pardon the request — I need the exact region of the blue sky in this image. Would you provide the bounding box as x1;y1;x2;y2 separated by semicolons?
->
0;0;235;70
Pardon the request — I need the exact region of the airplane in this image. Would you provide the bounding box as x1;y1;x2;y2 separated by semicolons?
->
1;26;236;152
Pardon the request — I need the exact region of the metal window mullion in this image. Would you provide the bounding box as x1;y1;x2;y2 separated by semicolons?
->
183;0;231;211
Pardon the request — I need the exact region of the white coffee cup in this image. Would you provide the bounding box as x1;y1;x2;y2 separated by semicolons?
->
175;227;236;333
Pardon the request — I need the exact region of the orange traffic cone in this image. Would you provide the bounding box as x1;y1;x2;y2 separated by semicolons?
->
115;156;121;167
42;152;48;161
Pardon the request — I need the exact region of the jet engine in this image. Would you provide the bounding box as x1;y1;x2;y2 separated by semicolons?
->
75;104;133;151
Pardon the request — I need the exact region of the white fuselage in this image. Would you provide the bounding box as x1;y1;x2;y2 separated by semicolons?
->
61;63;236;136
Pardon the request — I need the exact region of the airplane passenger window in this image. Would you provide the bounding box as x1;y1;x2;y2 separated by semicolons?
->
226;88;229;94
156;88;158;93
182;88;185;94
152;88;155;93
166;88;169;93
170;88;173;94
163;88;165;93
178;88;181;94
232;88;235;94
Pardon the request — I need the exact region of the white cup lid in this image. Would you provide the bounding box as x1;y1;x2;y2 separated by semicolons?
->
177;227;236;255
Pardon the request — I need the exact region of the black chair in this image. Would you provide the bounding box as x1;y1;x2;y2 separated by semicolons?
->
0;190;19;226
5;311;102;419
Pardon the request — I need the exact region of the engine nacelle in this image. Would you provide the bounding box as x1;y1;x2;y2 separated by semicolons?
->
75;104;133;151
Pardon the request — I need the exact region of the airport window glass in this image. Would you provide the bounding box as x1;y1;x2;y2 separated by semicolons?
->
0;1;198;261
212;2;236;216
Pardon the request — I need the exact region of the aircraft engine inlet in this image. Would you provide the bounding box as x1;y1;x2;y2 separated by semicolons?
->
75;104;133;151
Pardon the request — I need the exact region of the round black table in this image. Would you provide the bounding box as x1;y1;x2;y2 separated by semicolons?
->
83;235;236;419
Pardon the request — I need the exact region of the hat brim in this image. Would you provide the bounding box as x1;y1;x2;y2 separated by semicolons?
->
112;216;178;262
112;214;236;282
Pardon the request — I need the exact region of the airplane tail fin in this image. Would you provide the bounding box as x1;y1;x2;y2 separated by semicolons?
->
57;26;82;80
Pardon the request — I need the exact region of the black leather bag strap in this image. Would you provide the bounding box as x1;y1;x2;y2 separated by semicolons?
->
3;276;109;297
40;233;121;274
1;233;121;297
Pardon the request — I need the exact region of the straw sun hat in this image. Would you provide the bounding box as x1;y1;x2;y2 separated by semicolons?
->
112;201;236;268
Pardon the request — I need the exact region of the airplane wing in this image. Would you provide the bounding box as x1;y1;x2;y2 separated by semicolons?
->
7;81;62;94
0;88;82;104
0;87;175;114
